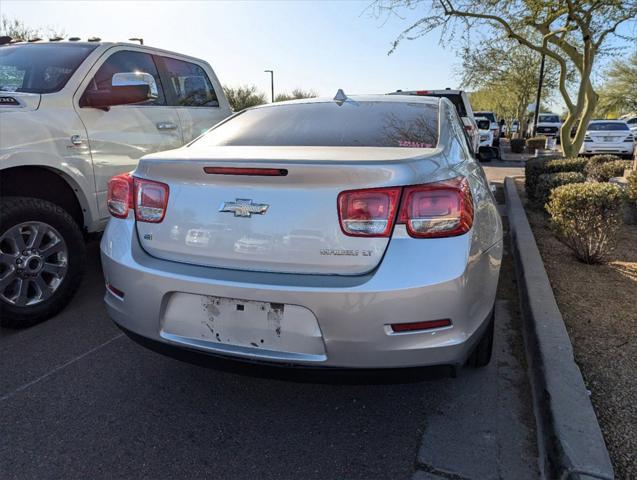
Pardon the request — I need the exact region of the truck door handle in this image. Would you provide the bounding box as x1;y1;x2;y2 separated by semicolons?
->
156;122;178;130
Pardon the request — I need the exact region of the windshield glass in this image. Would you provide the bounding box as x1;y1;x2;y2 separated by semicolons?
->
476;119;490;130
475;112;495;122
587;122;629;131
0;43;97;93
193;101;440;148
538;115;560;123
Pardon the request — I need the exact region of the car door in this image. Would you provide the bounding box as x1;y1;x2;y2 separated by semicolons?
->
74;48;184;219
156;55;231;142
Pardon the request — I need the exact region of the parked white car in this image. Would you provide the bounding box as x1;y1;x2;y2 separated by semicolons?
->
388;89;480;153
579;120;635;158
474;111;500;145
0;40;232;326
475;117;494;147
527;112;561;139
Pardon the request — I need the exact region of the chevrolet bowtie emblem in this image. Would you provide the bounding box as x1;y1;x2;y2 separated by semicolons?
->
219;199;269;218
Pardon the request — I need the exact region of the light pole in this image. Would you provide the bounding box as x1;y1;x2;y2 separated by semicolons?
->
264;69;274;103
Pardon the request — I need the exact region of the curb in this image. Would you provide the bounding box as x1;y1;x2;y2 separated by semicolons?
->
503;177;614;480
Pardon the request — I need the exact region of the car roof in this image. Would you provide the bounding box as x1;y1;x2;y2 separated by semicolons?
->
252;94;441;109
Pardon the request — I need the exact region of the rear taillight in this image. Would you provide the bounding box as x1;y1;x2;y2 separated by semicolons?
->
337;187;401;237
397;178;473;238
107;173;133;218
624;135;634;143
134;177;169;223
337;178;473;239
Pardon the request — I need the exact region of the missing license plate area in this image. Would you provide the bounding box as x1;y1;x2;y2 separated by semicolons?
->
161;293;325;356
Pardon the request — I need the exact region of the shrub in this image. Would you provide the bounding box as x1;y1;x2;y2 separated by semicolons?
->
535;172;586;205
546;183;624;263
525;156;588;200
627;170;637;204
586;160;632;182
526;136;547;152
584;154;623;177
510;138;525;153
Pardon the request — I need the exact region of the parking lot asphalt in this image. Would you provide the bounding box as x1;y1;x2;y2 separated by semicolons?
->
1;163;536;480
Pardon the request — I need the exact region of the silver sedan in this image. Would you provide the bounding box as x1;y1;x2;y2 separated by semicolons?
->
100;93;503;369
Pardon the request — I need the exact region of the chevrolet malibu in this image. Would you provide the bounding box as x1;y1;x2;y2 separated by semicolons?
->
100;93;503;370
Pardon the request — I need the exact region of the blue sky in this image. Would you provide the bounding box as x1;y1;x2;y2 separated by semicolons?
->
3;0;635;110
1;0;464;97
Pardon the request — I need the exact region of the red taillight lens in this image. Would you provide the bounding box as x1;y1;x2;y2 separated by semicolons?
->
391;319;452;333
337;187;401;237
397;177;473;238
134;177;169;223
107;173;133;218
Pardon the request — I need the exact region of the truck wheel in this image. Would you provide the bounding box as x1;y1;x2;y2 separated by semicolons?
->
466;309;494;368
0;197;86;328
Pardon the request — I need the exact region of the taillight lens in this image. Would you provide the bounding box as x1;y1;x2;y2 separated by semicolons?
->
134;177;169;223
398;178;473;238
337;187;401;237
107;173;133;218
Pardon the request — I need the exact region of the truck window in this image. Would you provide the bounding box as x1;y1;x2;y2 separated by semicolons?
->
0;43;97;94
160;57;219;107
82;50;165;105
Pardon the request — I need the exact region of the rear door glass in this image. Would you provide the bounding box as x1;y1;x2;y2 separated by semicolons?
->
193;101;439;148
160;57;219;107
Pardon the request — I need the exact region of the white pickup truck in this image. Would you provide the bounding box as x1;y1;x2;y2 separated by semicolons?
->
0;40;232;326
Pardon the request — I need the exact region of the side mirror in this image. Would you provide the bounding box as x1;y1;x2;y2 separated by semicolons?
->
83;72;158;109
477;146;497;162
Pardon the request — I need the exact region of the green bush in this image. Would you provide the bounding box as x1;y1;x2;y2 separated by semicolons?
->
510;138;525;153
546;182;624;263
586;160;632;182
584;154;623;177
627;170;637;204
525;156;588;199
526;136;547;152
535;172;586;205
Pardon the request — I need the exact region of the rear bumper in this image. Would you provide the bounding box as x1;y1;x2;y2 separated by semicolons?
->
579;142;634;155
101;217;502;368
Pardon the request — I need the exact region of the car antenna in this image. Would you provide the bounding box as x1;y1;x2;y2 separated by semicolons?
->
129;37;144;45
334;89;348;106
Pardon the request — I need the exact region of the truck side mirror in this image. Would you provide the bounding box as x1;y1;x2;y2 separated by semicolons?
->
81;72;158;110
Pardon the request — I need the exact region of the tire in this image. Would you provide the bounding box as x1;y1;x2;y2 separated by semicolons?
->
466;309;494;368
0;197;86;328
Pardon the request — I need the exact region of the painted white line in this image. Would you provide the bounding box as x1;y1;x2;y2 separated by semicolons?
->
1;333;124;402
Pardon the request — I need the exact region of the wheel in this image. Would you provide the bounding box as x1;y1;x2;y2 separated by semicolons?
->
0;197;86;328
466;309;494;368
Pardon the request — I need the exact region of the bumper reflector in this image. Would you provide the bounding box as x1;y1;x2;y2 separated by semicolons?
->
390;319;451;333
106;283;125;299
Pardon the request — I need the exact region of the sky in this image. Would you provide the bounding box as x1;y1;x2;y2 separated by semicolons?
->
2;0;634;111
1;0;465;98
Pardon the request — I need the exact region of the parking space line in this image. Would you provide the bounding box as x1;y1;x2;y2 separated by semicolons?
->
1;333;124;402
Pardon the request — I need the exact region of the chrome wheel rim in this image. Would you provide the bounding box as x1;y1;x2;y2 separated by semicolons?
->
0;221;68;307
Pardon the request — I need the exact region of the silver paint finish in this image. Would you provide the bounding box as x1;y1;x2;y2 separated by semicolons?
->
101;96;503;368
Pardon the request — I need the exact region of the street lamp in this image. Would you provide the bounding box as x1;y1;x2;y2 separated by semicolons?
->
264;69;274;103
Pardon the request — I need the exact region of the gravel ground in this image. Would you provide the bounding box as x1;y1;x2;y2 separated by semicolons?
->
516;179;637;479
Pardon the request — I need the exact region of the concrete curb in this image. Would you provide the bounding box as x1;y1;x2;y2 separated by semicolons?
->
503;177;614;480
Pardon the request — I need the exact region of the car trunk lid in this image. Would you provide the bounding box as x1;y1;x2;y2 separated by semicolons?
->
134;145;446;275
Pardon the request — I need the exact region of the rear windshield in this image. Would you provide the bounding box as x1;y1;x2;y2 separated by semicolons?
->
0;43;97;94
538;115;560;123
193;101;439;148
475;112;495;122
587;122;629;131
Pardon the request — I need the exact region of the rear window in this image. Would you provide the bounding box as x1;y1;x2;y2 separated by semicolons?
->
538;115;560;123
475;112;495;122
587;122;629;131
193;101;439;148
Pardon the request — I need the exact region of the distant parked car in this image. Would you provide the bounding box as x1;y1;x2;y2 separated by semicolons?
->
474;111;500;146
388;89;480;153
475;117;500;160
101;93;503;370
579;120;635;158
620;113;637;136
527;112;561;139
0;39;232;327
